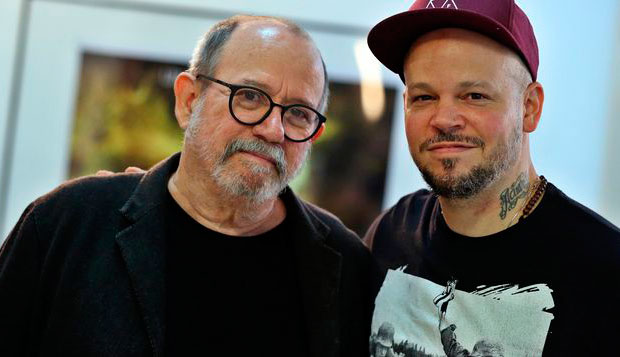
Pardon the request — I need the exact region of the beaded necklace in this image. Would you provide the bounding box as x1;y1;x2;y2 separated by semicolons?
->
505;175;547;228
519;175;547;221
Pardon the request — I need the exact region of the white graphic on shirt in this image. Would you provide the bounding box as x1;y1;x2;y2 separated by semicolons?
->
433;279;457;331
426;0;436;8
370;268;554;357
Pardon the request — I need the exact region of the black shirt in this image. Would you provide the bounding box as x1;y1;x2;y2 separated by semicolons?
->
365;183;620;356
165;193;308;356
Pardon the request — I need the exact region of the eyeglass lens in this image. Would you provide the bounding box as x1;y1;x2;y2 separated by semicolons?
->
232;88;320;141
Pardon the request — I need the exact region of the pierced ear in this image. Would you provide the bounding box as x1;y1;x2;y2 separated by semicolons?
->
173;72;199;130
310;123;325;142
522;82;544;133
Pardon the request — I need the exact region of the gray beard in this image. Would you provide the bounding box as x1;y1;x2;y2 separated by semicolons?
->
211;138;308;205
212;160;283;205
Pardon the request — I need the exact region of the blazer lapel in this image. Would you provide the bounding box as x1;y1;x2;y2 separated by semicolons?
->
116;213;167;357
114;154;180;357
284;190;343;357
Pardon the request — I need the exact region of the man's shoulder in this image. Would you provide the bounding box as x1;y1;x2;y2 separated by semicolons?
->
3;173;148;258
545;183;620;238
376;189;435;230
543;183;620;265
389;188;434;216
30;153;179;217
363;189;434;248
31;173;144;218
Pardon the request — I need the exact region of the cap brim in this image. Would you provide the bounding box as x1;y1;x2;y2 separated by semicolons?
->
368;9;523;82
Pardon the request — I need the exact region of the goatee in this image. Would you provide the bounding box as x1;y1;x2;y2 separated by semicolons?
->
414;127;521;199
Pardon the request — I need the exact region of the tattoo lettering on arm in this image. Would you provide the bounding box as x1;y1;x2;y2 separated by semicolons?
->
499;173;529;220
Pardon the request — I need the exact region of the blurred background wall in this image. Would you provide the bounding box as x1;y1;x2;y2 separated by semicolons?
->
1;0;619;240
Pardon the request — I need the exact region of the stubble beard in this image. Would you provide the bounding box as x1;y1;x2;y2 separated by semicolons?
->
185;102;309;204
414;125;522;200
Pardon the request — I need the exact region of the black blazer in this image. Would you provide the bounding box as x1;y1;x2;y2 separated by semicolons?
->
0;153;372;356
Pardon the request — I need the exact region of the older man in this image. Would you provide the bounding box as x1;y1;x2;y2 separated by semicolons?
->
364;0;620;355
0;15;371;356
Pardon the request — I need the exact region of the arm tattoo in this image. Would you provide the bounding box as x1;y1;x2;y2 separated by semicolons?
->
499;173;529;220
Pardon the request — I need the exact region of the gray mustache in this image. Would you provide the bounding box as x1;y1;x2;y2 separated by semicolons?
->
419;133;485;152
220;138;287;176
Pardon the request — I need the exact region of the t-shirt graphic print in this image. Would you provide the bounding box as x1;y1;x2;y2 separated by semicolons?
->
370;268;554;357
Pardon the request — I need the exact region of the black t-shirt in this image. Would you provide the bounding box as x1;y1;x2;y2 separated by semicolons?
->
165;193;308;356
365;183;620;356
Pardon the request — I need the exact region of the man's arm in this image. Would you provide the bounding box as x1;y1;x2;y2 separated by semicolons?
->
0;203;41;353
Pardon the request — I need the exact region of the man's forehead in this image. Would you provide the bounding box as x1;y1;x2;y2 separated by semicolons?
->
405;28;524;70
221;20;317;64
407;80;494;91
403;28;531;88
256;26;280;40
216;42;322;106
212;18;324;108
408;28;530;75
411;28;514;55
232;20;295;43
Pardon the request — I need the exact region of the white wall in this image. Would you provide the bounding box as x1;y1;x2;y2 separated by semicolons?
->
128;0;409;30
602;27;620;227
0;0;25;235
519;0;620;223
1;0;620;239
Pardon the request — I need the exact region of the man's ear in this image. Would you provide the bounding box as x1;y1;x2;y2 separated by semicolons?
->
174;72;199;130
522;82;544;133
310;123;325;142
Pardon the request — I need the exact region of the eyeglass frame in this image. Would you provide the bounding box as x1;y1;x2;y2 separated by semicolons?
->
194;74;327;142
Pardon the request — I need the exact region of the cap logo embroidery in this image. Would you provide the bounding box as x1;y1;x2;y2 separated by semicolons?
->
426;0;458;9
441;0;458;9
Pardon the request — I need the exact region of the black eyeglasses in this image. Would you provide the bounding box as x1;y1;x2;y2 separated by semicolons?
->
196;74;326;142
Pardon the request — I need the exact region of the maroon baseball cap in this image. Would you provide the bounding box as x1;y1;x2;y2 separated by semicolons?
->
367;0;539;82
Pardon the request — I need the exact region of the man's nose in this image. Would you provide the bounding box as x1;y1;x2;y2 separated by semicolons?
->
252;106;286;143
429;101;465;133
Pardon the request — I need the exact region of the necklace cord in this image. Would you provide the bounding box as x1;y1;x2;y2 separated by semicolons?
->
520;175;547;221
505;175;547;228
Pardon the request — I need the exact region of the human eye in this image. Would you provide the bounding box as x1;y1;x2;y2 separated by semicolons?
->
286;107;315;127
290;107;309;119
407;93;434;108
414;94;434;102
241;89;261;102
235;88;266;109
464;92;489;101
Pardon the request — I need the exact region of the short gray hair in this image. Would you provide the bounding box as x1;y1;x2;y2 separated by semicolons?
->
188;15;330;113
